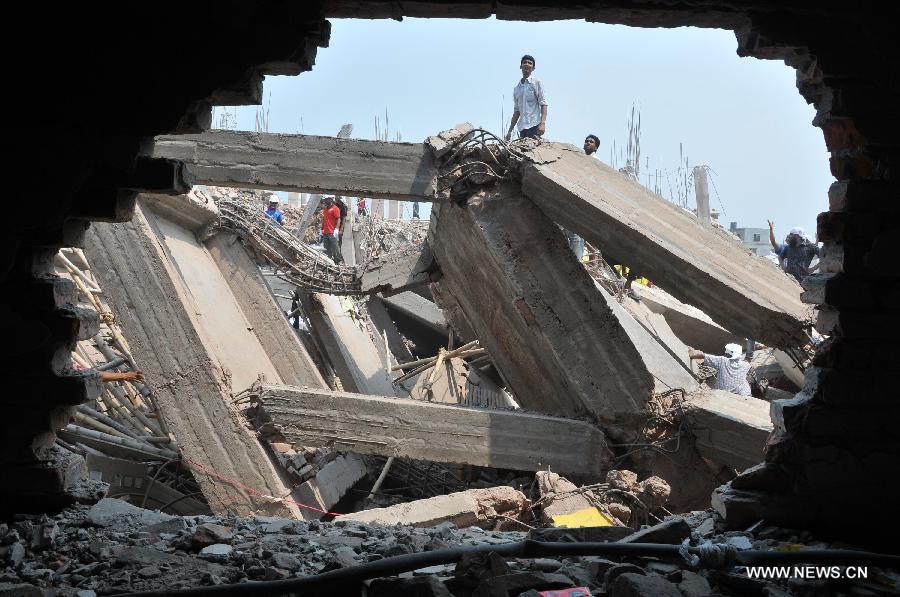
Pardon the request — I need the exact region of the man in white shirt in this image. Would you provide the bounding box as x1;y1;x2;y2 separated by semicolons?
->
505;54;548;141
688;343;752;396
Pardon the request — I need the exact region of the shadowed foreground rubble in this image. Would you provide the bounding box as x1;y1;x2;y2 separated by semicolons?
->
2;500;896;596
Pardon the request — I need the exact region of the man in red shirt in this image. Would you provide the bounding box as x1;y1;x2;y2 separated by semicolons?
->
322;196;343;264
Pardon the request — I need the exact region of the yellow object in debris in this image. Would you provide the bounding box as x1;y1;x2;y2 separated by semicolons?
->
551;507;616;528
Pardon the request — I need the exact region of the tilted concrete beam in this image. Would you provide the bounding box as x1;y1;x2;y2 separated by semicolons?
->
359;241;436;296
152;130;439;200
428;183;697;434
254;384;612;477
686;389;773;472
380;291;449;336
85;203;303;518
518;142;810;348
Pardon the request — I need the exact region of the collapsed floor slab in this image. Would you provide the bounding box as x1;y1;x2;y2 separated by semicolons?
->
205;232;326;387
685;389;773;472
85;200;300;517
631;284;743;356
380;291;449;337
299;293;398;396
252;385;611;477
336;486;528;529
517;142;810;349
152;130;439;200
428;183;697;432
359;242;435;296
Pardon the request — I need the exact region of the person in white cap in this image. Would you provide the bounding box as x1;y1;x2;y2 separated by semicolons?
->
688;343;752;396
767;220;819;282
264;194;284;226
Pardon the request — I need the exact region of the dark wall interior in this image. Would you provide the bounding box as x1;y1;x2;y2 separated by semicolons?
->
5;2;896;544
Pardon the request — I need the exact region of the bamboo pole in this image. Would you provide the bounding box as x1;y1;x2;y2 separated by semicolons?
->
57;252;102;294
391;341;479;371
73;411;154;448
77;404;144;441
61;425;179;460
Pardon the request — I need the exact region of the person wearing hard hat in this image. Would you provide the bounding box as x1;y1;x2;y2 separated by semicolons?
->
264;194;284;226
767;220;819;282
688;343;752;396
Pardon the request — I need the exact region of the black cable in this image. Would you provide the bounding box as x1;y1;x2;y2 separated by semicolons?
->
113;540;900;597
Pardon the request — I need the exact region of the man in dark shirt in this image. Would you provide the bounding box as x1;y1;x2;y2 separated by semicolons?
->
768;220;819;282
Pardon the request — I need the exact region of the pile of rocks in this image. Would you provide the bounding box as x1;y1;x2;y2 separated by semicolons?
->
1;498;893;596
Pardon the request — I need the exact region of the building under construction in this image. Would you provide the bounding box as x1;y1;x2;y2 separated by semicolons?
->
2;2;898;595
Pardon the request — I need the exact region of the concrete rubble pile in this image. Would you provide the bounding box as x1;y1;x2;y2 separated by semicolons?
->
21;123;856;593
82;124;807;519
4;499;895;596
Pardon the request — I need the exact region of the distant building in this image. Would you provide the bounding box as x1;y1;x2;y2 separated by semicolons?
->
729;222;771;256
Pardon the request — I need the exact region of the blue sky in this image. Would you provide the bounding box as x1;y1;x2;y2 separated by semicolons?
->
216;18;831;238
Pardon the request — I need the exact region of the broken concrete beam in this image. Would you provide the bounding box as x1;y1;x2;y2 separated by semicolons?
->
631;284;743;356
365;296;415;364
428;183;697;433
85;203;301;518
685;389;773;472
292;453;367;520
536;471;617;528
337;486;528;529
299;293;398;396
620;291;693;370
206;232;327;389
254;384;611;477
425;122;475;158
142;204;282;393
518;142;810;349
359;242;435;296
152;130;439;200
381;291;449;336
140;190;218;237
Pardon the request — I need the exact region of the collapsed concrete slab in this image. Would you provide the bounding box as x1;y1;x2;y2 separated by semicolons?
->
336;486;528;529
631;284;742;356
152;130;439;200
359;242;436;296
365;296;415;364
685;389;773;472
517;142;810;349
292;453;367;519
428;183;697;433
380;291;449;336
206;232;327;388
298;293;398;396
252;384;611;477
85;201;301;518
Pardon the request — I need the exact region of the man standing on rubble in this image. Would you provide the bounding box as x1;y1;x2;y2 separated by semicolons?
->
688;344;752;396
505;54;548;142
321;196;343;264
768;220;820;283
264;194;284;226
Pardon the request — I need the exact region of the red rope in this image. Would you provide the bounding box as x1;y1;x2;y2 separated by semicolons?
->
182;457;344;517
